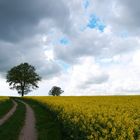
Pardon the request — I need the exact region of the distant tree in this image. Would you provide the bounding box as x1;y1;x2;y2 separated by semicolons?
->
49;86;64;96
6;63;41;97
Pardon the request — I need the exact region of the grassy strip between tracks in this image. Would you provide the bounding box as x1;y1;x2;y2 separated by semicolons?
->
22;98;62;140
0;99;26;140
0;98;14;119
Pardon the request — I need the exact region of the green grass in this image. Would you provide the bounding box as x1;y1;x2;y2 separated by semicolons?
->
22;98;62;140
0;100;26;140
0;98;14;118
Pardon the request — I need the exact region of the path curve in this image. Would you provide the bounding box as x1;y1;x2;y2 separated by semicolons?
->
0;99;17;125
18;100;37;140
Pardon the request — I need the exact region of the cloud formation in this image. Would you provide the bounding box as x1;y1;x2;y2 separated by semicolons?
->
0;0;70;42
0;0;140;95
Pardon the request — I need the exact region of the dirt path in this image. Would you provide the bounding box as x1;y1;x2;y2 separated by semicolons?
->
0;99;17;125
18;100;37;140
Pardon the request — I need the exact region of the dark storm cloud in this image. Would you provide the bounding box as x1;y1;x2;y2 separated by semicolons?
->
103;0;140;34
37;61;62;79
0;38;62;79
0;0;70;42
0;42;19;72
78;73;109;89
0;0;69;78
85;74;109;85
116;0;140;29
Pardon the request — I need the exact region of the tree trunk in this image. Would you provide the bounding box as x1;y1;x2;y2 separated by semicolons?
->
21;86;24;97
21;90;24;97
20;82;24;97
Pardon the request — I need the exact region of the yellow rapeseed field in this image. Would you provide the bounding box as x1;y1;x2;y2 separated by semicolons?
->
27;96;140;140
0;96;9;103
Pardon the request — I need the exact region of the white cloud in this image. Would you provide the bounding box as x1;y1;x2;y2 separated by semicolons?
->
45;50;54;61
132;50;140;67
60;57;109;95
0;77;16;96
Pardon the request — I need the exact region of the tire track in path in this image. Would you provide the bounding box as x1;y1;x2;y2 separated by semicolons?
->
18;100;37;140
0;99;17;125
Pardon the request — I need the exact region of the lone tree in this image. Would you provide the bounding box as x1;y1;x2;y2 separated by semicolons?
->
49;86;64;96
6;63;41;97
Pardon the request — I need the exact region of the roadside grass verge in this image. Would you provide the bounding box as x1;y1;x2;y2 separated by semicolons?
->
0;98;14;118
22;98;62;140
0;99;26;140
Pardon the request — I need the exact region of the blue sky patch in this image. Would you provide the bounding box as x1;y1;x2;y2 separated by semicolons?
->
98;23;106;32
80;25;87;31
60;37;70;45
83;0;89;9
87;14;106;32
57;60;71;71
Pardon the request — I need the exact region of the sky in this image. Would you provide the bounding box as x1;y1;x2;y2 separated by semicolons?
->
0;0;140;96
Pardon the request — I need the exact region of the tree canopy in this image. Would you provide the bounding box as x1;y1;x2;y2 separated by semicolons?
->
49;86;64;96
6;63;41;96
